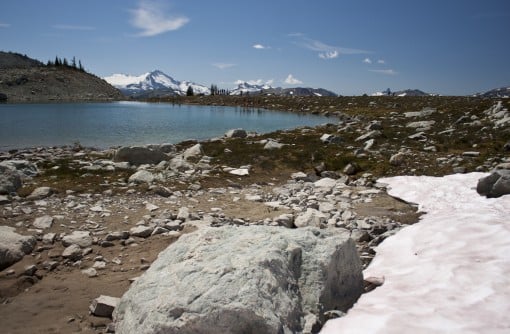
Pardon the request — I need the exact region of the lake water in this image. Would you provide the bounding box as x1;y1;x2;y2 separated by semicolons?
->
0;101;332;150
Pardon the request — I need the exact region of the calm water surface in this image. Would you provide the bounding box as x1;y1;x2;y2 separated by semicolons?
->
0;102;332;150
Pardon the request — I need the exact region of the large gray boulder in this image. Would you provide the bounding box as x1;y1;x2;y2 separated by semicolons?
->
113;146;168;165
0;160;39;178
0;165;22;194
114;226;363;334
477;170;510;198
0;226;36;270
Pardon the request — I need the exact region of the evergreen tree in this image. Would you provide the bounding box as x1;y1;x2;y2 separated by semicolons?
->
71;56;76;68
63;58;69;67
186;85;194;96
78;60;84;72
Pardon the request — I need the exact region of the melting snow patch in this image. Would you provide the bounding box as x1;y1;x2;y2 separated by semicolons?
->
321;172;510;334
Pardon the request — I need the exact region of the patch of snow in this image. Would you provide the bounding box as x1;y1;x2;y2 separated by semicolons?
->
321;173;510;334
103;72;150;88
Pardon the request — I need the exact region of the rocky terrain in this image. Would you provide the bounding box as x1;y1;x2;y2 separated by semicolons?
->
0;52;123;103
0;96;509;333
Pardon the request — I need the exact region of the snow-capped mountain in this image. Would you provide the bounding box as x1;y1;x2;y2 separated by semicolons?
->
371;88;431;97
103;70;210;97
477;86;510;98
229;82;272;95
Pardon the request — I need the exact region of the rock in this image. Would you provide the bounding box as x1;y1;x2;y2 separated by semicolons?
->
62;244;83;261
294;208;328;228
406;120;435;130
26;186;54;200
355;130;382;142
130;225;154;238
113;226;363;333
82;267;98;277
225;128;247;138
90;295;120;318
453;166;467;174
477;170;510;198
264;140;285;150
0;165;22;194
105;231;130;241
273;213;294;228
23;264;37;276
313;177;337;190
0;160;38;178
151;186;172;197
291;172;309;181
0;226;36;270
62;231;93;248
128;170;155;184
33;215;54;229
229;168;249;176
320;134;342;144
182;144;203;160
169;156;193;172
177;207;190;221
504;141;510;151
404;108;436;118
42;232;57;244
343;163;360;176
145;203;159;212
389;152;405;166
113;146;168;166
0;195;10;204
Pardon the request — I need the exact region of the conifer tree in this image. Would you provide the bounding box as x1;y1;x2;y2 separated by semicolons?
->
186;85;194;96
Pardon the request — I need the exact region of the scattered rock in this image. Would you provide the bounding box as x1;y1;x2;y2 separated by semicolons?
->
130;225;154;238
114;146;168;165
26;186;54;200
477;169;510;198
128;170;155;184
264;140;285;150
182;144;203;160
62;231;93;248
389;152;405;166
62;244;83;261
82;267;98;278
0;226;36;270
32;215;54;229
225;128;247;138
0;165;22;194
343;163;360;176
90;295;120;318
294;208;328;228
229;168;249;176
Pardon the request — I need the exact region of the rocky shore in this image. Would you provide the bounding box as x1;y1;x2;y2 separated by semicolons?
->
0;96;509;333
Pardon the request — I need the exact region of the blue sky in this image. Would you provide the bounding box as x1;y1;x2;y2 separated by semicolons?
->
1;0;509;95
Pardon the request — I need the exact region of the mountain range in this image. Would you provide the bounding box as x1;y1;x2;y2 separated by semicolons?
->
104;70;338;97
371;88;433;97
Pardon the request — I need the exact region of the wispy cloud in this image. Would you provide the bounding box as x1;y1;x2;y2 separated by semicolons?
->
377;59;385;64
52;24;95;31
212;63;236;70
0;23;10;28
284;74;303;85
363;57;372;64
253;44;269;49
294;35;370;58
130;0;189;37
319;50;339;59
369;69;397;75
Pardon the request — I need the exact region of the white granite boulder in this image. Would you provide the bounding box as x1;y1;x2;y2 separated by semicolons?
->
114;226;363;333
0;226;36;270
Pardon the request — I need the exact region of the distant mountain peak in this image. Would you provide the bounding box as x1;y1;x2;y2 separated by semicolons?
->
104;70;210;97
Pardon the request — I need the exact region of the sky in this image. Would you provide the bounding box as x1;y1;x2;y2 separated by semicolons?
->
1;0;509;95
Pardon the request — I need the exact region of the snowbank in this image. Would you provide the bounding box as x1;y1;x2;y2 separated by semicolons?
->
321;173;510;333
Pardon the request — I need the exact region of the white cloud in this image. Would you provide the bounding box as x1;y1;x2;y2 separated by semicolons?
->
253;44;269;49
363;57;372;64
369;69;397;75
0;23;10;28
377;59;385;64
52;24;95;31
212;63;236;70
130;0;189;37
235;79;273;86
319;50;339;59
284;74;303;85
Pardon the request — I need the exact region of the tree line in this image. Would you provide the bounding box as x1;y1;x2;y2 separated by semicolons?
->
46;56;86;72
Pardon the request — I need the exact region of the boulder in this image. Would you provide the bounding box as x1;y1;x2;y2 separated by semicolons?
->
225;128;247;138
62;231;93;248
477;170;510;198
0;226;36;270
130;225;154;238
128;170;155;184
33;215;54;229
389;152;405;166
26;186;54;200
62;244;83;261
0;165;22;194
90;295;120;318
114;226;363;334
182;144;204;160
0;160;38;178
114;146;168;166
264;140;285;150
294;208;328;228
